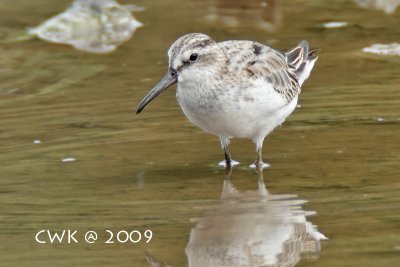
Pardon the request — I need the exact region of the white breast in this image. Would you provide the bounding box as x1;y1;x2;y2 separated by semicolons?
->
176;78;298;142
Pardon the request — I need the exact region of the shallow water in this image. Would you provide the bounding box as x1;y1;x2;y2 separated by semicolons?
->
1;0;400;266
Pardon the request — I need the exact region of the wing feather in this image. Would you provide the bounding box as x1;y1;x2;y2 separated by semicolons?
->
221;40;317;103
245;44;300;102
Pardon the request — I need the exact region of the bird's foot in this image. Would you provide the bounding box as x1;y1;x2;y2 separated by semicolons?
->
249;161;270;170
218;159;239;168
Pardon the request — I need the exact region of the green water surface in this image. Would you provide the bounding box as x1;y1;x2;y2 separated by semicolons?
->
1;0;399;266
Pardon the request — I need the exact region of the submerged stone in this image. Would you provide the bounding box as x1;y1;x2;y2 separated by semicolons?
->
362;43;400;56
354;0;400;14
28;0;142;53
321;21;349;28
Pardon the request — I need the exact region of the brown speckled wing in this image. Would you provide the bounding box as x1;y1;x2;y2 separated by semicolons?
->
222;41;300;103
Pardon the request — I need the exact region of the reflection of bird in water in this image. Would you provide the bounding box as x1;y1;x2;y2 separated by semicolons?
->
202;0;282;32
145;253;169;267
185;166;327;267
146;167;327;267
354;0;400;14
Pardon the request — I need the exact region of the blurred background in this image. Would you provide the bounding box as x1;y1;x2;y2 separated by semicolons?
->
0;0;399;266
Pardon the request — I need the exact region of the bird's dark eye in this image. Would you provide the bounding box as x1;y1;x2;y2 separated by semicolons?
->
170;69;177;77
189;53;198;62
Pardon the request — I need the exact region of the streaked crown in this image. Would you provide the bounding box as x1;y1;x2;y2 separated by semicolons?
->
167;33;216;71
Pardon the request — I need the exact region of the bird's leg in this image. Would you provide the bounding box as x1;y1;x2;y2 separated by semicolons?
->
218;136;238;167
250;139;269;169
218;144;232;167
255;147;263;168
224;146;232;167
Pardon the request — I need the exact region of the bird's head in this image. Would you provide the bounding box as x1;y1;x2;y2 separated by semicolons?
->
136;33;221;113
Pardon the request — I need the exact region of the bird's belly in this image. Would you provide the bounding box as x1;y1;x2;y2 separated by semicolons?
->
177;82;298;140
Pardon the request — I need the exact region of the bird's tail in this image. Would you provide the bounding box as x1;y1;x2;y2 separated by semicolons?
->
286;41;319;86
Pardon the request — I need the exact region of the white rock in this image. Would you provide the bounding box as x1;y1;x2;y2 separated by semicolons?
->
363;43;400;56
322;22;348;28
28;0;142;53
354;0;400;14
61;157;77;163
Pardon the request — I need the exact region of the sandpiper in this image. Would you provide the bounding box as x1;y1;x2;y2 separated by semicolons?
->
136;33;318;168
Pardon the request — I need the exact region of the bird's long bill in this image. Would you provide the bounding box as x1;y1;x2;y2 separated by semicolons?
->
136;71;177;114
